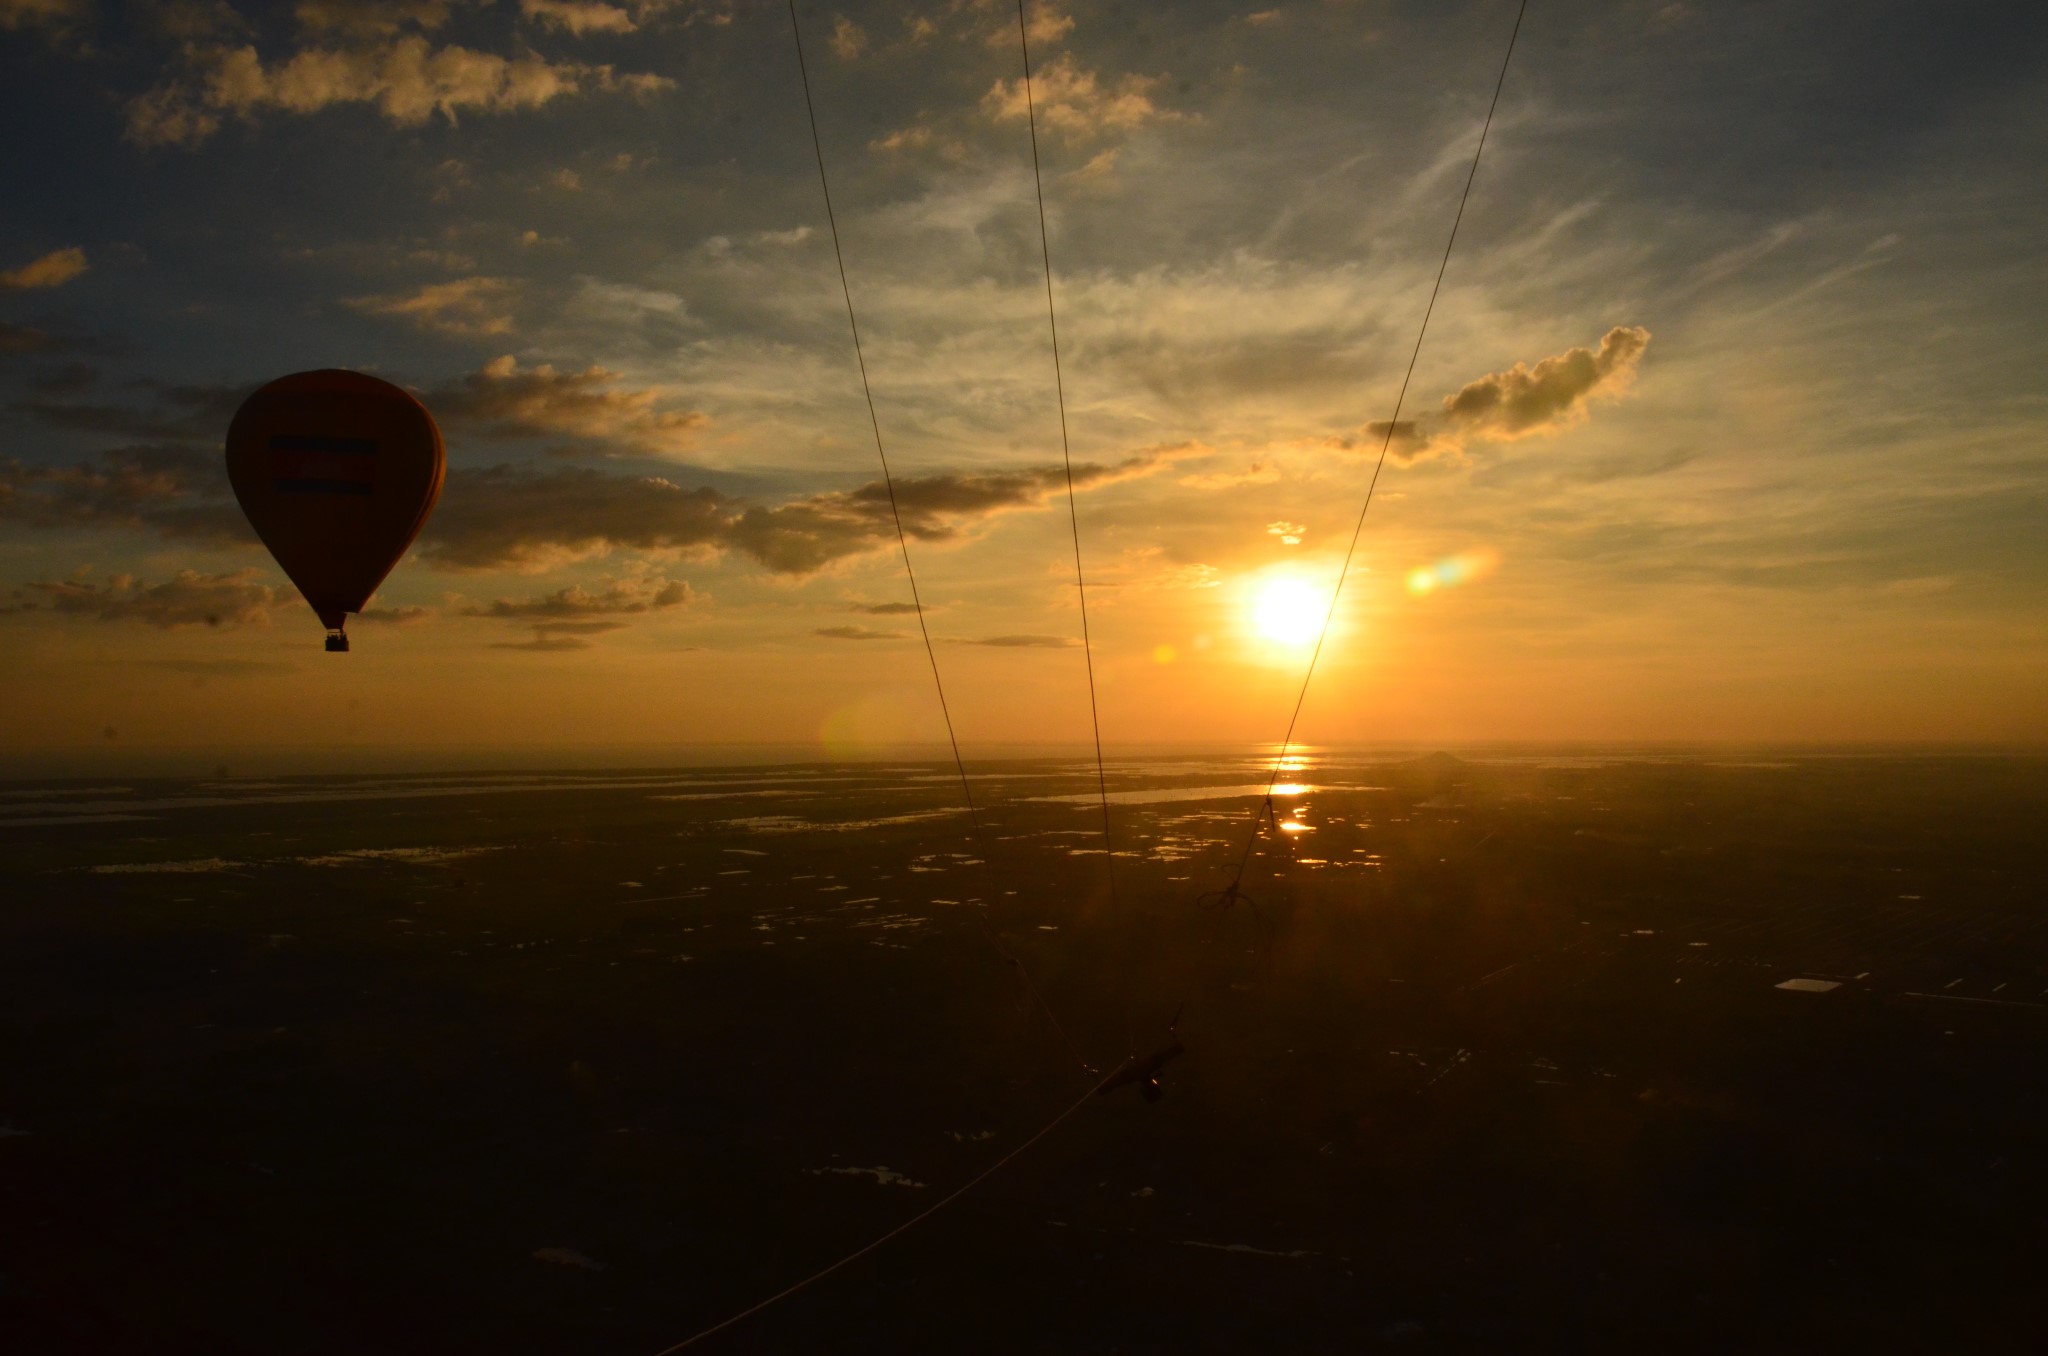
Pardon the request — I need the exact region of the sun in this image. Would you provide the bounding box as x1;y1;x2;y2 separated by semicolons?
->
1253;575;1324;647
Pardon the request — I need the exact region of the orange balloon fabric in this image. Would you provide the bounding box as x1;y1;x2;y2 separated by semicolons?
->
225;370;444;647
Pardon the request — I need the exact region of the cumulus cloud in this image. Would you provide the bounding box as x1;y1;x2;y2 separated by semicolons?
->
982;54;1169;139
981;3;1071;48
815;624;902;641
14;568;278;628
346;277;518;337
423;443;1195;574
126;33;672;147
461;572;691;619
1;247;88;291
427;355;708;453
1364;326;1652;462
0;446;246;542
521;0;636;35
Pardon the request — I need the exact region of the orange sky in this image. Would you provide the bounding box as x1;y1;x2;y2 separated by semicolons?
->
3;1;2044;761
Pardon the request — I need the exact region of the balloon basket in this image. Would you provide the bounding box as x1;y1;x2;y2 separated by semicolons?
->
325;632;350;653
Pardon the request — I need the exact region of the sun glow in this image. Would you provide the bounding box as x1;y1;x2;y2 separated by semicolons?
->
1253;576;1324;647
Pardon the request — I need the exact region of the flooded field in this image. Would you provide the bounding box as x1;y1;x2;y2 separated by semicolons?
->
3;752;2045;1352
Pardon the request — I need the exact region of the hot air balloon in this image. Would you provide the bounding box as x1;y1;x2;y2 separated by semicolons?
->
225;370;444;652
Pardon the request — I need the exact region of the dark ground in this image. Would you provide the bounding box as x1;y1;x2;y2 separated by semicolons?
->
2;752;2045;1353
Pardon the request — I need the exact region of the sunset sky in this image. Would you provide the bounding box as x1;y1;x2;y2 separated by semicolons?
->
2;0;2043;760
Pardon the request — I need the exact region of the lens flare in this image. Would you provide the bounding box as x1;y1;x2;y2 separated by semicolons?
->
1407;547;1501;596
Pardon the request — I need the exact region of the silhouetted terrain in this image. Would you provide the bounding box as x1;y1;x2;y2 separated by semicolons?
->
3;753;2044;1353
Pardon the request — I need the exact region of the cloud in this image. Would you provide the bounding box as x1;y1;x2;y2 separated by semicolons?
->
355;604;434;624
521;0;636;35
293;1;453;39
462;572;691;619
427;354;707;453
829;15;865;59
815;624;902;641
1440;326;1652;442
143;657;296;675
982;54;1169;139
850;601;920;615
1266;520;1304;545
423;444;1194;574
15;568;278;628
0;0;82;31
1178;458;1279;490
1365;326;1653;462
126;34;672;148
980;3;1071;48
948;633;1078;648
1;247;88;291
422;464;730;571
723;444;1198;574
490;619;627;651
0;446;247;542
346;277;518;337
0;322;56;352
13;377;252;441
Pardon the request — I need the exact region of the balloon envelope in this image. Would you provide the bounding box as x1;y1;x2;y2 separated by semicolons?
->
225;370;444;649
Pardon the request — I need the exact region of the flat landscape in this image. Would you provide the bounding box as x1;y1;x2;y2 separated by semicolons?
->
3;752;2045;1353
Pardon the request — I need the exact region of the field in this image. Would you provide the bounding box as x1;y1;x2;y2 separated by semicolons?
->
3;752;2045;1352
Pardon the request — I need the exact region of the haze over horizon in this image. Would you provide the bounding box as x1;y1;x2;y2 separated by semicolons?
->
4;0;2044;758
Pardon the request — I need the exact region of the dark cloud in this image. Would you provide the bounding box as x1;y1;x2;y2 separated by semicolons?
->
426;355;707;454
424;445;1193;575
462;574;691;619
815;625;903;641
354;604;434;625
0;322;57;353
14;568;277;627
11;378;252;441
850;601;921;615
1440;326;1652;441
3;421;1187;580
948;633;1079;648
26;363;101;396
141;657;296;675
0;446;247;543
1364;327;1653;463
489;618;628;652
422;465;730;571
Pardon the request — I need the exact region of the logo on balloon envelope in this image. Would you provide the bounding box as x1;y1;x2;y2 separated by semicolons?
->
269;434;377;495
